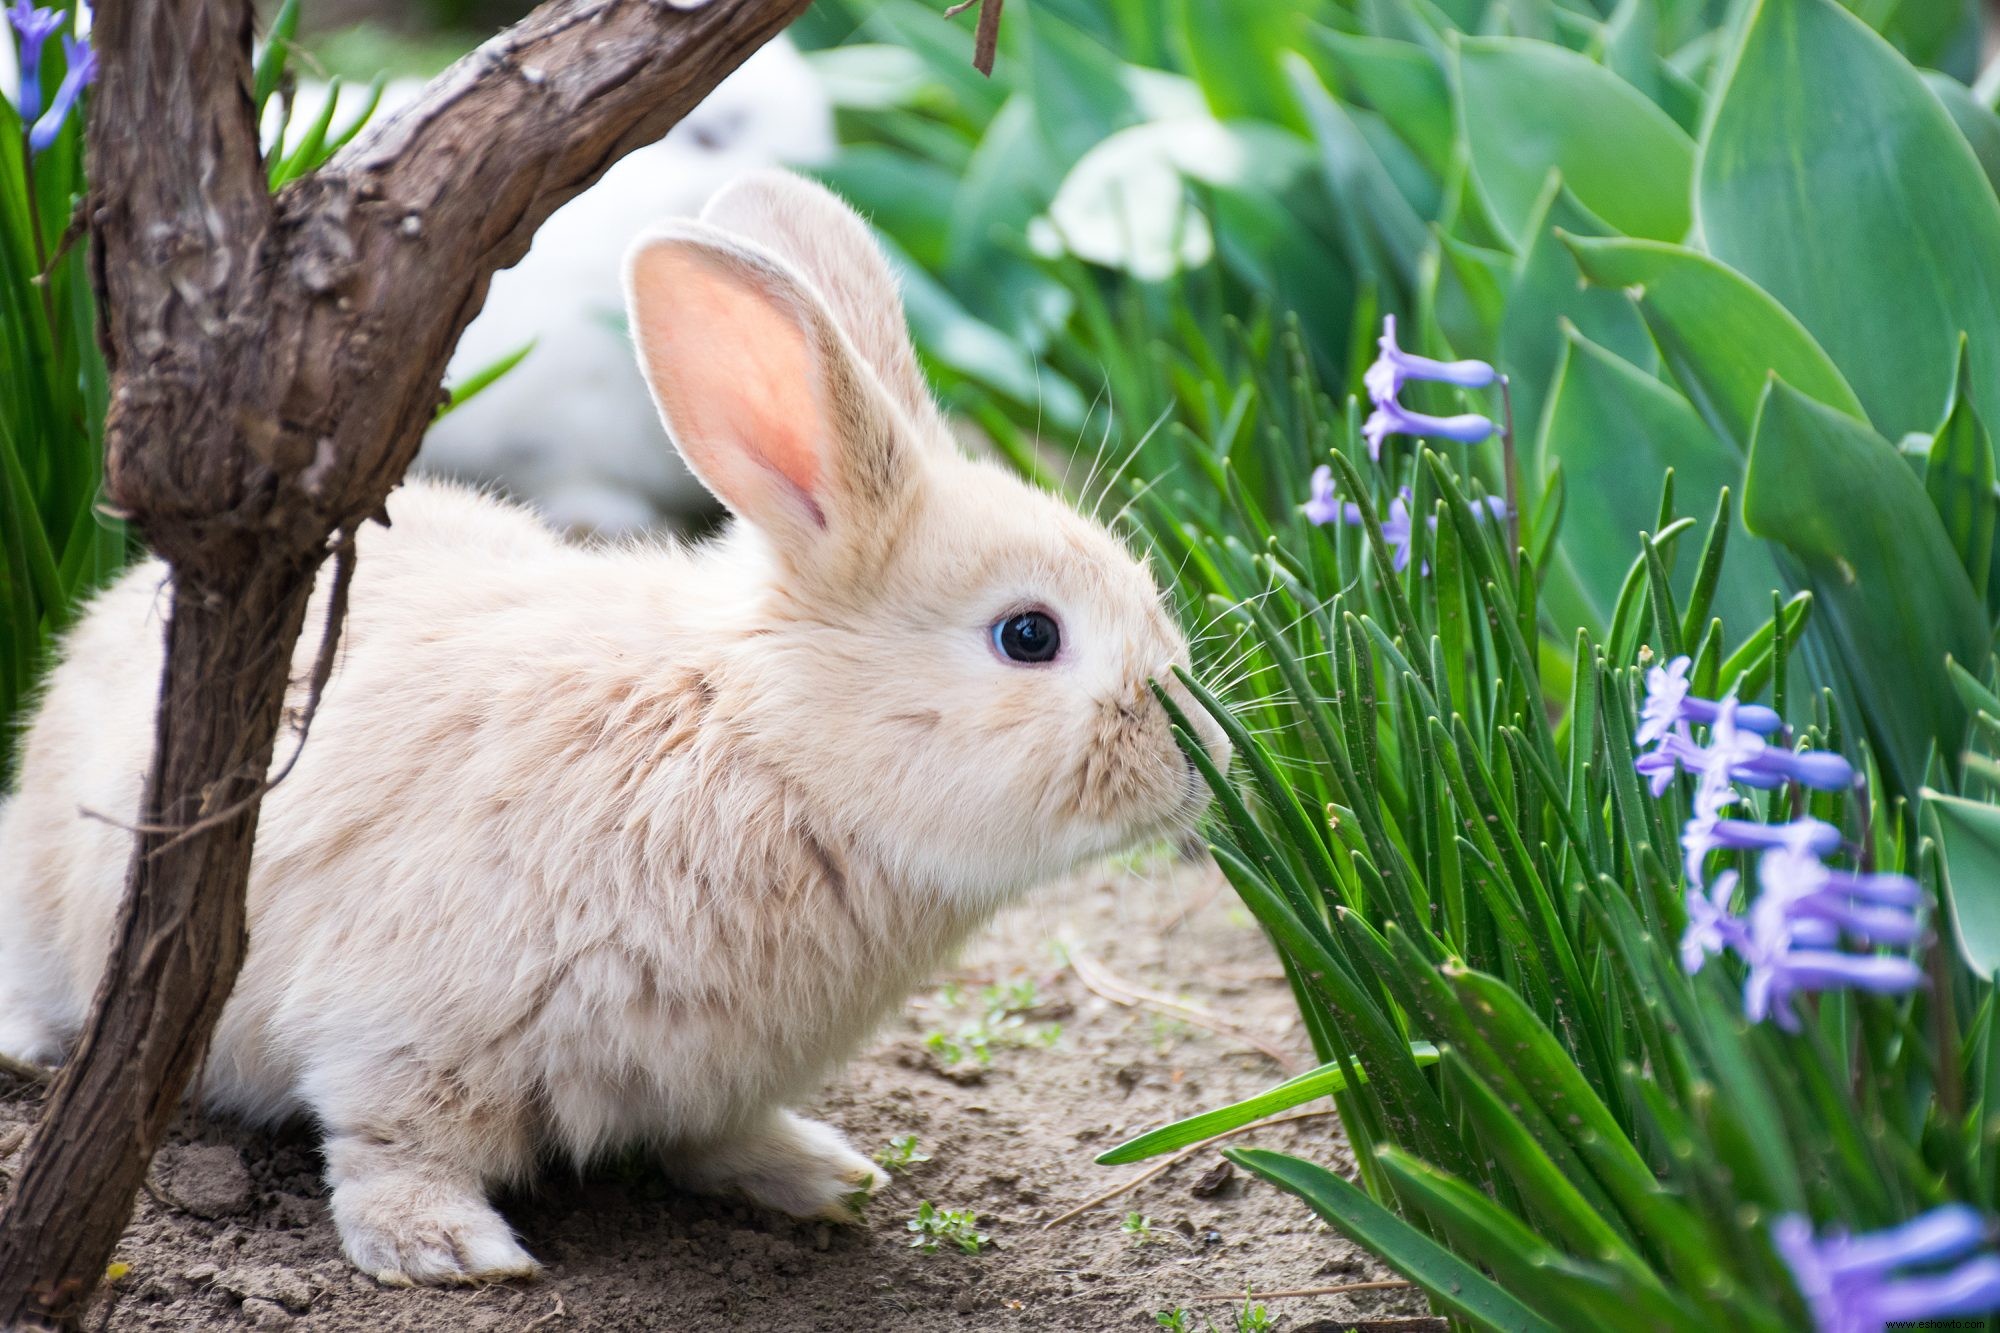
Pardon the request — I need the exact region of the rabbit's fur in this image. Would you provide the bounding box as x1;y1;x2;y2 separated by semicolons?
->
0;171;1223;1286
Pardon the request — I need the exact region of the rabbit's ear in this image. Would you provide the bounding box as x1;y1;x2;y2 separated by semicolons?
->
624;224;915;568
697;170;934;431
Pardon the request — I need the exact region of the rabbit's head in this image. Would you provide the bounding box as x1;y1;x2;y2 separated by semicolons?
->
625;171;1226;898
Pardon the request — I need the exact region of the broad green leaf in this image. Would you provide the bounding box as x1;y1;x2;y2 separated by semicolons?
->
1924;70;2000;196
1454;35;1694;248
1743;379;1986;792
1699;0;2000;440
1097;1043;1441;1164
1925;339;1997;603
1564;236;1865;448
1315;29;1455;176
1172;0;1309;132
1537;329;1781;640
1496;177;1655;454
1226;1148;1561;1333
1924;788;2000;978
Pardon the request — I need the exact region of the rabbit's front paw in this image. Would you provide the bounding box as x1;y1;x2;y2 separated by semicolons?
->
682;1110;889;1223
327;1141;539;1287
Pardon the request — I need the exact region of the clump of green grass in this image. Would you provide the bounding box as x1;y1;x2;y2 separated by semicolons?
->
922;977;1061;1066
905;1200;988;1255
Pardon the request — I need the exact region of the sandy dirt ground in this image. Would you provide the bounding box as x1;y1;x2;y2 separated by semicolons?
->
0;857;1442;1332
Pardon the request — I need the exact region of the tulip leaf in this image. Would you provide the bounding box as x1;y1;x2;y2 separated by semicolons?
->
1225;1147;1562;1333
1563;235;1865;449
1315;29;1455;176
1537;328;1781;651
1699;0;2000;441
1923;70;2000;197
1454;35;1694;249
1923;789;2000;980
1744;378;1985;793
1925;338;1997;604
1496;176;1655;452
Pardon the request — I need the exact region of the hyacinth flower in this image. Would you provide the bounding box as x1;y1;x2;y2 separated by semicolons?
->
1363;315;1498;402
1360;398;1497;464
1741;848;1925;1032
1680;868;1745;974
4;3;64;127
1635;655;1781;747
27;33;94;154
1775;1205;2000;1333
1360;315;1502;463
1637;694;1855;795
1676;753;1843;887
1303;468;1507;574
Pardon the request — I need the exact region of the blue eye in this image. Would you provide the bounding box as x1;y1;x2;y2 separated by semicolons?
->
992;610;1061;664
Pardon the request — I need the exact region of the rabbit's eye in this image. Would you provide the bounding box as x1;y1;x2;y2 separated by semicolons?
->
992;610;1062;665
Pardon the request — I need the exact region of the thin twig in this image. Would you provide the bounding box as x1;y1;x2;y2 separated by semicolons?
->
1041;1110;1335;1229
76;527;360;854
0;1054;51;1088
1066;942;1298;1072
942;0;1004;75
1194;1280;1416;1301
524;1292;566;1330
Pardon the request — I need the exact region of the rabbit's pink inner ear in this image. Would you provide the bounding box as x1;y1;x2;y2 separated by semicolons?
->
628;242;826;524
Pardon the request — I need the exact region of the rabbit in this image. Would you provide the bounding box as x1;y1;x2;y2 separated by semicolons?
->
0;169;1228;1286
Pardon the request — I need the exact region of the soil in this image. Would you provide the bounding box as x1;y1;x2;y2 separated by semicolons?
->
0;857;1440;1332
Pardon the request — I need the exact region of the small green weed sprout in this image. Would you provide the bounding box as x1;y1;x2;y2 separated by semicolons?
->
1153;1309;1195;1332
922;976;1061;1066
877;1133;931;1173
1233;1297;1273;1333
906;1200;989;1255
1122;1211;1155;1245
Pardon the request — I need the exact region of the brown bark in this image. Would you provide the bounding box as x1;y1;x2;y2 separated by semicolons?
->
0;0;812;1324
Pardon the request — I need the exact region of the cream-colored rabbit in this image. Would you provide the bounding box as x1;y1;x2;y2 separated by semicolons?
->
0;171;1224;1286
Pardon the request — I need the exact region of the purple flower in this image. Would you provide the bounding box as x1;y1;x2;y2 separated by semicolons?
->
1679;748;1843;888
1637;694;1854;794
27;32;92;154
5;2;63;126
1636;655;1781;748
1758;846;1925;947
1741;852;1924;1032
1303;474;1508;576
1361;399;1496;463
1363;315;1497;406
1304;466;1358;527
1680;869;1745;974
1776;1206;2000;1333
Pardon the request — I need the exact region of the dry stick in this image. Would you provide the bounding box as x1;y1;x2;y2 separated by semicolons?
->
524;1292;566;1330
942;0;1005;75
75;527;360;853
0;1054;50;1088
1041;1110;1335;1229
1194;1280;1417;1302
1065;942;1298;1072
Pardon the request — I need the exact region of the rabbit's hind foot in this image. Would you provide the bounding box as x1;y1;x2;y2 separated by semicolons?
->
676;1108;888;1224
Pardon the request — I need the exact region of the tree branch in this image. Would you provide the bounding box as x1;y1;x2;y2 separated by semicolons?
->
0;0;812;1324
